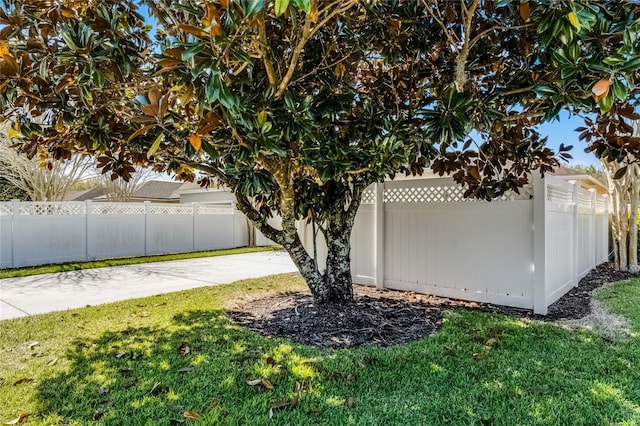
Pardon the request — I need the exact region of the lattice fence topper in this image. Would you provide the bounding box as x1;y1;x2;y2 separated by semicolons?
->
19;202;86;215
195;204;234;215
382;184;533;203
361;190;376;204
595;197;607;213
92;203;146;215
547;184;574;205
149;204;194;215
578;191;595;209
0;203;11;216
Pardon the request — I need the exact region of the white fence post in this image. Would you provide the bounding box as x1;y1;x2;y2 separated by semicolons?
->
533;174;547;315
604;194;610;261
192;202;196;252
232;201;237;247
144;201;150;256
590;189;597;270
85;200;92;261
375;182;385;290
10;199;19;268
571;182;579;287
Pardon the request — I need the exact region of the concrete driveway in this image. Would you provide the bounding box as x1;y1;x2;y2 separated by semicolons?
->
0;251;297;321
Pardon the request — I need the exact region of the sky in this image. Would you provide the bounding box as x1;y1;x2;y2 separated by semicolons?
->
538;111;598;168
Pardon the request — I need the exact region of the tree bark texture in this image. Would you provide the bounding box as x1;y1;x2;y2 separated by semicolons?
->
602;159;639;272
234;159;367;305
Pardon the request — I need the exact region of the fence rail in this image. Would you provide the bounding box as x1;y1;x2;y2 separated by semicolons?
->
0;200;250;268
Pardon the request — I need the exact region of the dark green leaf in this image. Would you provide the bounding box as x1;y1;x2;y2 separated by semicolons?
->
181;44;207;61
613;166;627;180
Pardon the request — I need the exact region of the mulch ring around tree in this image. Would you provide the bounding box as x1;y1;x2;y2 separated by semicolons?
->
227;262;639;349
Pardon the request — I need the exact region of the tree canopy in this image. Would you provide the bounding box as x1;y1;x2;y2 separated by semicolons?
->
1;0;639;302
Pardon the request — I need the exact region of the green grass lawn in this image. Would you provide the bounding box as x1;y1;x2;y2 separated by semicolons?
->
1;275;640;425
0;246;282;279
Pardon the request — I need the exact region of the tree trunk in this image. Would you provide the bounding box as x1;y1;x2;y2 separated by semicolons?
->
629;165;639;272
602;158;636;271
234;168;366;305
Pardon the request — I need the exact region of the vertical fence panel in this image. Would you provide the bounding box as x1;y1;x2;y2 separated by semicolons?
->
0;203;12;268
351;187;375;285
576;188;597;279
374;178;535;308
544;177;575;306
88;203;147;260
193;204;235;251
12;202;87;267
595;195;609;264
146;204;195;255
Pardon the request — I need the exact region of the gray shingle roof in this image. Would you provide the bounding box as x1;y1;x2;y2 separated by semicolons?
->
131;181;183;200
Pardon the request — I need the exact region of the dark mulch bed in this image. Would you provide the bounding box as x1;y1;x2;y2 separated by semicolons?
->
227;262;639;349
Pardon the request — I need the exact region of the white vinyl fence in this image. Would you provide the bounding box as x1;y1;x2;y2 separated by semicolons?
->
299;174;608;315
0;201;252;268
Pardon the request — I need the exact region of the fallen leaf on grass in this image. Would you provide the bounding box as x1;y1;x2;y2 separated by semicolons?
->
271;400;291;410
177;367;195;373
246;378;274;390
153;302;167;307
183;410;200;421
26;341;39;350
3;413;29;425
308;407;320;416
178;343;190;356
46;358;58;367
13;378;33;386
268;400;291;418
115;352;126;359
149;382;169;396
98;387;110;395
344;396;356;408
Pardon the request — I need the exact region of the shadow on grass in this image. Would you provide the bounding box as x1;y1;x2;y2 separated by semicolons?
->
34;308;640;425
35;309;319;425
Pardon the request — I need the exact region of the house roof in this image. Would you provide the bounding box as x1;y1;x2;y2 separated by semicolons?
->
549;165;607;193
174;181;228;196
65;186;107;201
131;181;183;200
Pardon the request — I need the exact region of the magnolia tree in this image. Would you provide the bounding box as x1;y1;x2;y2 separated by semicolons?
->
2;0;640;302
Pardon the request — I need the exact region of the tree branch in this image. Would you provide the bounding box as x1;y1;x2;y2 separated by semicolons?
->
258;13;278;88
274;0;357;98
455;0;480;92
421;0;459;46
